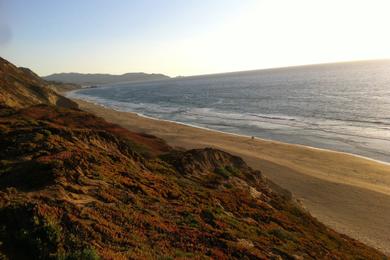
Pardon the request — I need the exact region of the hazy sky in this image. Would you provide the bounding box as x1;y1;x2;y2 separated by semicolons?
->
1;0;390;76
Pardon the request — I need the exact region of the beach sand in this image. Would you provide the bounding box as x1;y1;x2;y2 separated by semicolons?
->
76;99;390;254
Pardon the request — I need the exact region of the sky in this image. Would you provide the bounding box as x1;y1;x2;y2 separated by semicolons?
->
1;0;390;77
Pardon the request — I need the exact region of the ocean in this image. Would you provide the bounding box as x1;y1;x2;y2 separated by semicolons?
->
68;60;390;163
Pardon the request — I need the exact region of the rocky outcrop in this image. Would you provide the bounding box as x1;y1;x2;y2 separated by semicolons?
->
163;148;250;175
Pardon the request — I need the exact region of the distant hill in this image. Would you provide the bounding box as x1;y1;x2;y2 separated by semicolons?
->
0;57;78;109
43;72;170;86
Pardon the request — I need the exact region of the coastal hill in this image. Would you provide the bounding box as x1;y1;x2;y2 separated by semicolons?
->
0;57;78;109
0;57;386;259
43;72;170;86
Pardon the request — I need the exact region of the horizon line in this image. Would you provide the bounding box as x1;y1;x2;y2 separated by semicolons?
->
29;57;390;78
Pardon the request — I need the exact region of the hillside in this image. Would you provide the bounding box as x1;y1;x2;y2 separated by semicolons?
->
43;72;170;86
0;57;386;259
0;58;78;109
0;109;386;259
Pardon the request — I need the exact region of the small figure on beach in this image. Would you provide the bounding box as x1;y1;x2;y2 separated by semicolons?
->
251;136;255;140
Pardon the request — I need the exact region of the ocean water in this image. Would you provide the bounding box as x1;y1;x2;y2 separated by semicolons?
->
68;60;390;163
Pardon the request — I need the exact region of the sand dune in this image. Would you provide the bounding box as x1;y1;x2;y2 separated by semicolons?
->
76;99;390;254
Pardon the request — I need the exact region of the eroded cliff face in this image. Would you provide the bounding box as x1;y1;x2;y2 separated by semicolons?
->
0;57;78;109
0;104;386;259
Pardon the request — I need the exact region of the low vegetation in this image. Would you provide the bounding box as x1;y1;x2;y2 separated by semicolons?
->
0;103;386;259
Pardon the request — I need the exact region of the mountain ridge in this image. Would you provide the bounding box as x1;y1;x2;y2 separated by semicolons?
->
44;72;170;86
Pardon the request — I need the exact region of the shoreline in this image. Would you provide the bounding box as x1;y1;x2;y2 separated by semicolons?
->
70;94;390;167
73;97;390;254
72;97;390;195
118;105;390;167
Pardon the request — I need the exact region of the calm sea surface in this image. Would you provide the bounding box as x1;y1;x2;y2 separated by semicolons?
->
69;60;390;163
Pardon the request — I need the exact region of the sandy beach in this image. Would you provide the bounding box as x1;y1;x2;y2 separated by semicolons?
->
76;99;390;254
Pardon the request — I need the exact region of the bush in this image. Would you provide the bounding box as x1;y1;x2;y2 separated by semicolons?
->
41;130;52;137
201;209;215;226
201;209;216;227
174;249;194;258
123;139;151;159
0;160;13;174
268;228;295;241
224;183;233;189
63;248;100;260
0;204;62;259
214;167;230;179
180;212;199;228
225;165;240;176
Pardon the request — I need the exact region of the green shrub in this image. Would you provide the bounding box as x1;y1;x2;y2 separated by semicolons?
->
225;165;240;176
180;212;199;228
62;248;100;260
41;130;52;137
224;183;233;189
287;205;312;226
144;159;177;176
268;228;295;241
0;160;13;174
201;209;216;226
0;205;62;259
214;167;230;179
174;249;194;258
